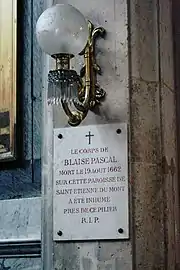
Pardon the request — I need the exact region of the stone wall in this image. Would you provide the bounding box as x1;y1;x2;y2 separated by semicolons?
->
130;0;180;269
42;0;132;269
42;0;179;269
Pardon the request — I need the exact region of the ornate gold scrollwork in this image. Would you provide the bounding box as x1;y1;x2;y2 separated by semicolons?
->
60;21;106;126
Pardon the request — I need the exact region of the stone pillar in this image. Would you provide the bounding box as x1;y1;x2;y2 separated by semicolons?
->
42;0;132;269
41;0;179;269
172;0;180;267
130;0;180;269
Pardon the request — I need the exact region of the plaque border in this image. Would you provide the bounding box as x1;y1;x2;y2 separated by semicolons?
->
53;123;129;241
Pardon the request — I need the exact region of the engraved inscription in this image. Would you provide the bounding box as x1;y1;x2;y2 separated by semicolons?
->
53;124;129;240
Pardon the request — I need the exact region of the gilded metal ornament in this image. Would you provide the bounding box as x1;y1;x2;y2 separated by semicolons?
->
48;21;106;126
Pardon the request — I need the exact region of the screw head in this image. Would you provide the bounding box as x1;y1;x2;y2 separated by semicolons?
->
116;129;122;134
58;134;63;139
57;230;63;236
118;228;124;234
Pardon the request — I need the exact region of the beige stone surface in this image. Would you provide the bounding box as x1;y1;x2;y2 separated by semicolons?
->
129;0;179;269
130;78;160;164
161;84;177;164
161;85;179;269
131;161;164;269
129;0;159;81
159;0;174;90
164;169;176;270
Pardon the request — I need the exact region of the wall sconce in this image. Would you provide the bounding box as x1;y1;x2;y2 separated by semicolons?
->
36;4;106;126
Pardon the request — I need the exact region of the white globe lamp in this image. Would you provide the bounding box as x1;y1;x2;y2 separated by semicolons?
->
36;4;89;56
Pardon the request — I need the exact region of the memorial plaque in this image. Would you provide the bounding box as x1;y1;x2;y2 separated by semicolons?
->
53;123;129;241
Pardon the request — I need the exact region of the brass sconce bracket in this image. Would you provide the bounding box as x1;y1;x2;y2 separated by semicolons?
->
50;21;106;126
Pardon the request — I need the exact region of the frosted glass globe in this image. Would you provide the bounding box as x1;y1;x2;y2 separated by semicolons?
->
36;4;89;56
